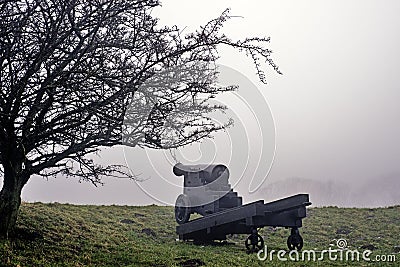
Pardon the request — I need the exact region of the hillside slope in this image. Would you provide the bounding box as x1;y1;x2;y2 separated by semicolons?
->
0;203;399;266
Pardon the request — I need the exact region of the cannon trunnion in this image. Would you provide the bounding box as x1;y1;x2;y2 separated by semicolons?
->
173;163;311;253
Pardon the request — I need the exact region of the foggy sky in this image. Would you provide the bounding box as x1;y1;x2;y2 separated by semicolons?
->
17;0;400;207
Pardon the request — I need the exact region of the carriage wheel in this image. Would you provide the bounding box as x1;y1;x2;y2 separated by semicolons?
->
245;233;264;253
175;194;191;224
287;228;303;251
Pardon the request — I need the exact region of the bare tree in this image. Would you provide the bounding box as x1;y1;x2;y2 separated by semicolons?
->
0;0;280;237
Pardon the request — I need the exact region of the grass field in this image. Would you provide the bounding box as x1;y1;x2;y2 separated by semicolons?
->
0;203;399;266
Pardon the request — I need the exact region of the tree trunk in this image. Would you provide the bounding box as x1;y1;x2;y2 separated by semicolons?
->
0;156;26;238
0;182;23;238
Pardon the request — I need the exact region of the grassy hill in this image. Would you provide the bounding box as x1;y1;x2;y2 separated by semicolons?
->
0;203;399;266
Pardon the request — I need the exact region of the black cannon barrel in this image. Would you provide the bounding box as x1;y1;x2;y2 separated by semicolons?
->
173;163;229;182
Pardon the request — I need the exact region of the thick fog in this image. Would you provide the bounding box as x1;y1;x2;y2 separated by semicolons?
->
16;0;400;207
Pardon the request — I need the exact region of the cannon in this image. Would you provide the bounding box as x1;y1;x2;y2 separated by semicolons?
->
173;163;311;252
173;163;242;224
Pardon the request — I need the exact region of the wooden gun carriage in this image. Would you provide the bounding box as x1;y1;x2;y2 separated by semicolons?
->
173;163;311;252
